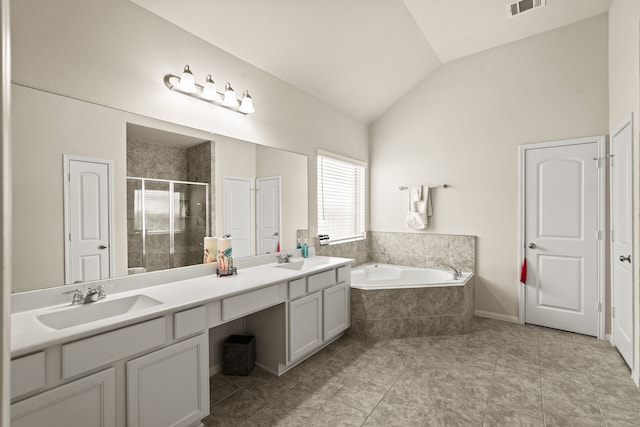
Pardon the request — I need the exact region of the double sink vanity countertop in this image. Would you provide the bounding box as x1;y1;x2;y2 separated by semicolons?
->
11;256;353;358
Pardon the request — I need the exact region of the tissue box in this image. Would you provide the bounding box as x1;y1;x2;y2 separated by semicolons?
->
223;335;255;376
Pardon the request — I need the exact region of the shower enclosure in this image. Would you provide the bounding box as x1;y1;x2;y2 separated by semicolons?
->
127;177;210;273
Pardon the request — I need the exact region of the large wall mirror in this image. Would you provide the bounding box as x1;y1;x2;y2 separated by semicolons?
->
12;85;308;293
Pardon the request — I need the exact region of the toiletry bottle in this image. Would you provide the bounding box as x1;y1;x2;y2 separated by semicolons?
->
302;239;309;258
296;238;302;249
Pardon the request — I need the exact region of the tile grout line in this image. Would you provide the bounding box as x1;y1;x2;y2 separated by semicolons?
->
586;372;609;427
358;370;403;426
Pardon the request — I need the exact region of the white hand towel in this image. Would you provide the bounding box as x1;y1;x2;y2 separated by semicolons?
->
406;185;432;229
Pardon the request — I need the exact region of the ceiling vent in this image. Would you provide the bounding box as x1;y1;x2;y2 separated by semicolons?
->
509;0;546;17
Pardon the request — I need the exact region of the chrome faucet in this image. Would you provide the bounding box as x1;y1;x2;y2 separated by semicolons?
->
277;253;294;264
438;264;462;280
62;284;107;305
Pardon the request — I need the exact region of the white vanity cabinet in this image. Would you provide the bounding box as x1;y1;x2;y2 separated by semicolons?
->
127;333;208;427
288;291;323;362
11;368;116;427
11;309;209;427
287;264;351;363
11;256;353;426
323;281;350;341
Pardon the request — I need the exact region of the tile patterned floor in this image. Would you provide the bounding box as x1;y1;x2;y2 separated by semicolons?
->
203;317;640;426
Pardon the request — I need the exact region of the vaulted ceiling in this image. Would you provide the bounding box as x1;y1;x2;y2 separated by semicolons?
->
131;0;612;123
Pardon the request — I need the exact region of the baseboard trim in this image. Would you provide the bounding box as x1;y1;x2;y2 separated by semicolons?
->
632;370;640;387
605;334;613;345
474;310;519;324
209;363;222;377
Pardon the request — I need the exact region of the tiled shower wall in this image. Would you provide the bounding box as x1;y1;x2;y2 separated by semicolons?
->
315;231;476;272
126;139;214;271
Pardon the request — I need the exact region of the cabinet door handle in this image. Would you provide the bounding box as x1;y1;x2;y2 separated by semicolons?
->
620;255;631;263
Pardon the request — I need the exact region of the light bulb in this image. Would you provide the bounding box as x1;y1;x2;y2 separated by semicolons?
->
222;82;239;107
201;74;218;101
239;90;255;114
177;65;196;93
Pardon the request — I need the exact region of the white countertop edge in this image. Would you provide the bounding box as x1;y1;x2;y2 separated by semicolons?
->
11;255;354;358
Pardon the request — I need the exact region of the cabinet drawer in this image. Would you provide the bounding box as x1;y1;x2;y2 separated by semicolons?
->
11;352;45;399
288;278;307;300
307;269;336;293
174;306;206;340
337;265;350;283
62;317;166;379
222;283;286;321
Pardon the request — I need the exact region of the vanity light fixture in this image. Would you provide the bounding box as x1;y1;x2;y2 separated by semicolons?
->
176;65;197;93
222;82;239;108
200;74;218;101
164;65;255;115
239;91;255;114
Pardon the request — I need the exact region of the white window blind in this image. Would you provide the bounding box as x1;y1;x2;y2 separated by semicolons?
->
317;152;366;243
134;189;185;233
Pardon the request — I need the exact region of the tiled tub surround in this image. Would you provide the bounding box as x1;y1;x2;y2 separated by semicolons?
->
369;231;476;273
350;275;475;340
314;232;476;272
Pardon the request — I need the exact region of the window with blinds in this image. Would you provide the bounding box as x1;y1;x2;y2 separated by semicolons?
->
317;152;366;243
133;189;185;234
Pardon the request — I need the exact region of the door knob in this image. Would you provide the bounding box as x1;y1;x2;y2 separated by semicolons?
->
528;243;536;249
620;255;631;263
99;244;108;250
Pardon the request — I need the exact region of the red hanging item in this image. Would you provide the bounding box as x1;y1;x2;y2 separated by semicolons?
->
276;241;280;252
520;259;527;284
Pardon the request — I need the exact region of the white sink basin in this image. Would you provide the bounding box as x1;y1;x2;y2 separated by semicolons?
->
275;260;306;271
36;294;163;330
274;257;332;271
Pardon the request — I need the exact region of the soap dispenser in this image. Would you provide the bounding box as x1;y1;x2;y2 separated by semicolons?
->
296;238;302;249
302;239;309;258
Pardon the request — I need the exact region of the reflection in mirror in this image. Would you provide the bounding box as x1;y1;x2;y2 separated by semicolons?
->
11;86;308;293
215;136;309;260
126;124;212;274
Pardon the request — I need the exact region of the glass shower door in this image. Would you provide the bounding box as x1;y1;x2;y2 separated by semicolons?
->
127;178;209;273
143;180;172;272
173;183;208;268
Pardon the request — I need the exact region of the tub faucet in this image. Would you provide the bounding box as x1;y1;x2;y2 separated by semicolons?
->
277;253;294;264
438;264;462;280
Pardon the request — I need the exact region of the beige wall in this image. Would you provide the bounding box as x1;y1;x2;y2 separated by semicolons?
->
609;0;640;380
369;15;609;321
12;86;128;292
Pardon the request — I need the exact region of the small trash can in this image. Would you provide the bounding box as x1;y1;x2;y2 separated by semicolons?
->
223;335;255;376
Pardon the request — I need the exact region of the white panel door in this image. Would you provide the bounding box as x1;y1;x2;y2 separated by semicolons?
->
66;157;111;284
256;176;280;255
11;368;115;427
524;142;599;336
223;177;253;258
611;118;634;368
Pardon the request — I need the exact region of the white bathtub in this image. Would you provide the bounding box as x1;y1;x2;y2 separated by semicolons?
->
351;263;468;290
